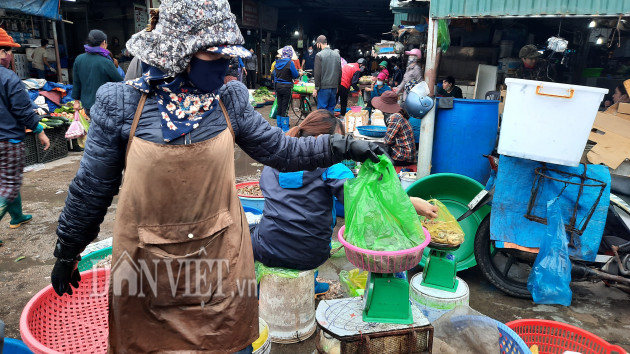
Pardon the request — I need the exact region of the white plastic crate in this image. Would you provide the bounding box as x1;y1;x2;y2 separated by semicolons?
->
498;78;608;166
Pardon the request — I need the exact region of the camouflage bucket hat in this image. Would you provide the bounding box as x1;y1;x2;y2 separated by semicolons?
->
519;44;541;59
126;0;251;77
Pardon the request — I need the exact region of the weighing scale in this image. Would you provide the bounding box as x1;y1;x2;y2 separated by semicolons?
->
363;272;412;324
421;242;461;292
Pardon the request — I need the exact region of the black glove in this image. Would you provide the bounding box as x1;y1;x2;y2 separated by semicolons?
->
329;134;386;163
51;257;81;296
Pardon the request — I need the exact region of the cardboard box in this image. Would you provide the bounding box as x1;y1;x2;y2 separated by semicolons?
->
587;108;630;170
618;102;630;115
344;110;369;134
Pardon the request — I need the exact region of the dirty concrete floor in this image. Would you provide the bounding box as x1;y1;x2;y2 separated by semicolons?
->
1;102;629;353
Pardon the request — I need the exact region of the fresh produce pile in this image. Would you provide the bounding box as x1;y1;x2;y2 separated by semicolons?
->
358;76;374;85
38;102;75;129
237;183;263;197
252;87;275;105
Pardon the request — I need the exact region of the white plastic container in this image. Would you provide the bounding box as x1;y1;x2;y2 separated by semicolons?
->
498;78;608;166
259;269;316;343
400;172;417;190
410;273;469;323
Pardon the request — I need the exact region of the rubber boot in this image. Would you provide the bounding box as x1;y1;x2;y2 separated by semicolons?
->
281;116;290;132
314;270;330;297
0;197;7;223
7;194;32;229
276;115;282;128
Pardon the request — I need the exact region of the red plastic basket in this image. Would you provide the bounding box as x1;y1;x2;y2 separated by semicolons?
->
506;319;627;354
20;268;110;354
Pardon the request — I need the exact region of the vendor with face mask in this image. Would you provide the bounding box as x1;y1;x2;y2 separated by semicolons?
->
394;48;424;103
302;45;316;71
49;1;385;353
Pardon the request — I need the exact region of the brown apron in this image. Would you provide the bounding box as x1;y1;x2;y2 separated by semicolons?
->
108;95;258;353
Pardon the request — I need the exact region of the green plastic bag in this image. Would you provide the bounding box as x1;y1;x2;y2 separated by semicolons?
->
437;19;451;53
255;261;299;283
344;155;426;251
269;98;278;119
339;269;368;297
357;92;365;107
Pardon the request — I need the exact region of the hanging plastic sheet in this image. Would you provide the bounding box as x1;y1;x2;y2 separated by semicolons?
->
491;155;610;261
3;0;61;20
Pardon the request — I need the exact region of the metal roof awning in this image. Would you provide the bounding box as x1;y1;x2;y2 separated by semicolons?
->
430;0;630;19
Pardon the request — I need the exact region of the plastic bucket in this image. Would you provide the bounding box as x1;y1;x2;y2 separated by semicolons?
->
498;78;608;167
400;172;417;190
252;318;272;354
432;99;499;184
243;206;263;228
259;269;316;343
3;338;34;354
409;273;469;323
236;181;265;211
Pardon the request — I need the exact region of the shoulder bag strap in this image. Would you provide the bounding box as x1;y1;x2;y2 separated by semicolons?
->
218;98;235;142
125;93;148;165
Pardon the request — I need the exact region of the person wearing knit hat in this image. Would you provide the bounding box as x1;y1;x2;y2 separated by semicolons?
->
71;29;123;116
0;28;50;230
378;60;390;81
394;48;424;102
273;45;299;131
50;1;385;353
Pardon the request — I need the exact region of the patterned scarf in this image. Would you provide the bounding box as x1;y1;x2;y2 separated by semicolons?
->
126;66;219;142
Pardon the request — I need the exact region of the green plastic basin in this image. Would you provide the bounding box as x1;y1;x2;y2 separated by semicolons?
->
78;246;112;272
406;173;490;271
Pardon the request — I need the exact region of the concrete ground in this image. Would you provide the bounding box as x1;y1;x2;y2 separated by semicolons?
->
1;101;629;353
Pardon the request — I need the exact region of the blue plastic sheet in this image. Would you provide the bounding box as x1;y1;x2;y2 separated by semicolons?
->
2;0;61;20
491;155;610;261
527;198;573;306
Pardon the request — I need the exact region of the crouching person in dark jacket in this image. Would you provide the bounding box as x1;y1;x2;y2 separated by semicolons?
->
0;29;50;229
250;109;439;296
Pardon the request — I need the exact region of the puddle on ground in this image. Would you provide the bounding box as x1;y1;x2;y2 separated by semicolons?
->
0;256;56;273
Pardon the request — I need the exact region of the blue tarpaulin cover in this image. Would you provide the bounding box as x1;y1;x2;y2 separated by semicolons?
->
3;0;61;20
490;155;610;261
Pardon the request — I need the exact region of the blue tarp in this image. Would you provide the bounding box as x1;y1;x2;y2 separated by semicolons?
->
491;155;610;262
2;0;61;20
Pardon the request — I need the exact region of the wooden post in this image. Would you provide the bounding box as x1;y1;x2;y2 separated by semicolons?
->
416;17;440;179
51;20;63;83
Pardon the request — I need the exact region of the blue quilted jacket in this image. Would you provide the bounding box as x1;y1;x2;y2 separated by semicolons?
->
55;80;333;255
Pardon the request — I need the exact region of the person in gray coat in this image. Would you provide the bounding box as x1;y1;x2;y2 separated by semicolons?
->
245;48;257;89
313;35;341;113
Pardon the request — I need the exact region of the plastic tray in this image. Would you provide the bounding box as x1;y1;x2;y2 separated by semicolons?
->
356;125;387;138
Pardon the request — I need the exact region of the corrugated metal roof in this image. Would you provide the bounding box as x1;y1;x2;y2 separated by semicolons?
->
431;0;630;18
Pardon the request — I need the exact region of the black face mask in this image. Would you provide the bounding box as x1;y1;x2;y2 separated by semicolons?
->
188;57;229;93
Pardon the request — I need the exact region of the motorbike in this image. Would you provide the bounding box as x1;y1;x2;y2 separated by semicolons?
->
459;154;630;298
